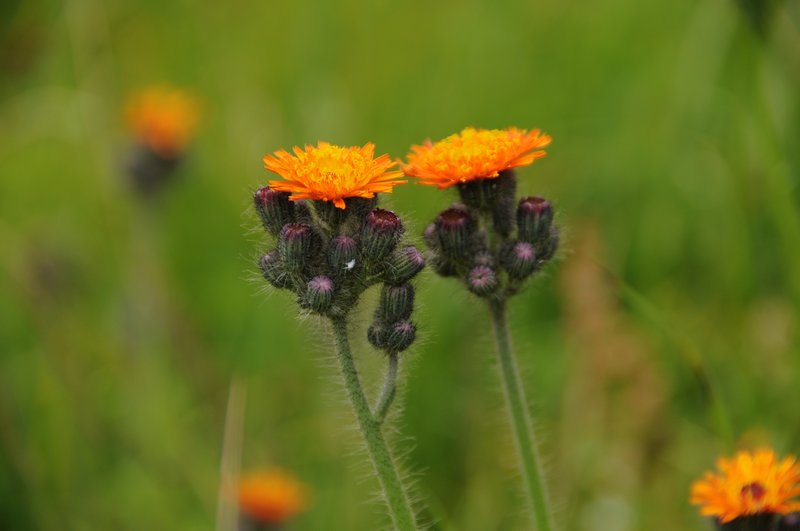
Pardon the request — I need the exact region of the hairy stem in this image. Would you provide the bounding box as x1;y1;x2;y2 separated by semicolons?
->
488;298;555;531
330;318;417;530
373;352;399;424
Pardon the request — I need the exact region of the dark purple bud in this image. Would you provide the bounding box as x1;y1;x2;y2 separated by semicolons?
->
254;186;295;236
329;235;358;273
386;320;416;352
362;209;403;262
491;171;518;237
517;196;553;243
385;246;425;285
278;223;319;271
538;227;559;262
313;199;348;229
367;323;388;350
467;265;498;297
379;283;415;322
434;205;475;259
423;223;438;249
259;250;292;290
501;241;537;280
303;275;334;313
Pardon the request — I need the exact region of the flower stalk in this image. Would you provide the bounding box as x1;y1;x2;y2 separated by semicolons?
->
332;318;416;531
489;298;554;531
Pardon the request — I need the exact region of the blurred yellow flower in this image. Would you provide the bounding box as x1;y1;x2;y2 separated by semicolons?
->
403;126;551;189
264;142;406;209
125;86;199;157
238;468;309;524
690;448;800;523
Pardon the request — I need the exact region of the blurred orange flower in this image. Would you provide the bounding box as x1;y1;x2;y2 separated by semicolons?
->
264;142;406;209
690;448;800;523
125;86;199;157
238;468;309;524
403;126;551;189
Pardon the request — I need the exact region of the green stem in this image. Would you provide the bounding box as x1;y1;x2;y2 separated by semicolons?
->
488;298;555;531
330;318;417;531
373;352;399;424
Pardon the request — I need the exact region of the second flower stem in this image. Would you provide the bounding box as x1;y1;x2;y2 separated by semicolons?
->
330;317;417;531
488;298;555;531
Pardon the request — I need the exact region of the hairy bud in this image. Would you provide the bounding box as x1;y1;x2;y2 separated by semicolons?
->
517;196;553;244
501;241;537;280
254;186;295;236
303;276;334;313
538;227;559;262
385;246;425;285
379;283;415;322
278;223;319;271
329;235;358;273
367;323;388;350
259;250;292;290
467;265;498;297
491;171;518;237
313;199;348;230
434;205;475;260
386;320;416;352
362;209;403;262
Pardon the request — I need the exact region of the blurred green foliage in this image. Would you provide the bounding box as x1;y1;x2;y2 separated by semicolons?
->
1;0;799;529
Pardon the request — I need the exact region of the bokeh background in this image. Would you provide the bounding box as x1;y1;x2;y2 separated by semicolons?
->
2;0;799;529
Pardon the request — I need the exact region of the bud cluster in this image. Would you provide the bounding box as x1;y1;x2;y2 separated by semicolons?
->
255;188;425;353
424;170;559;299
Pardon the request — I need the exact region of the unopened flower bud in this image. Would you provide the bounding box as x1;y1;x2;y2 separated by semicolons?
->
314;200;348;229
517;196;553;244
362;209;403;262
386;320;416;352
434;205;475;260
303;275;334;313
278;223;319;271
537;227;559;262
429;254;457;277
367;323;388;350
254;186;295;236
329;235;358;273
501;241;537;280
259;250;292;290
385;246;425;285
467;265;498;297
491;171;518;237
423;223;439;249
379;283;415;322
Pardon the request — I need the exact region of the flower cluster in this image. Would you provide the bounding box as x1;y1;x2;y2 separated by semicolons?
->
408;127;557;300
256;142;425;354
691;449;800;530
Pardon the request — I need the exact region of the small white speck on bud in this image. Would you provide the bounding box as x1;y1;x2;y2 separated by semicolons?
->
345;259;356;271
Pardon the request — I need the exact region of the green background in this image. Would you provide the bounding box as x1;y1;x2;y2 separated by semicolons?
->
1;0;799;529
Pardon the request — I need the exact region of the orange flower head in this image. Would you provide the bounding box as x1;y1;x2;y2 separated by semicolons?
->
238;469;308;524
263;142;406;209
690;449;800;523
403;126;551;189
125;86;199;157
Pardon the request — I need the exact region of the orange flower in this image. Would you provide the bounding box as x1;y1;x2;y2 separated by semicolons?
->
238;469;308;524
403;126;551;189
264;142;406;209
125;86;199;157
690;449;800;523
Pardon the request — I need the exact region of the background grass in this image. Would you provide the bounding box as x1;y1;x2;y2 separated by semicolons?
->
1;0;799;529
